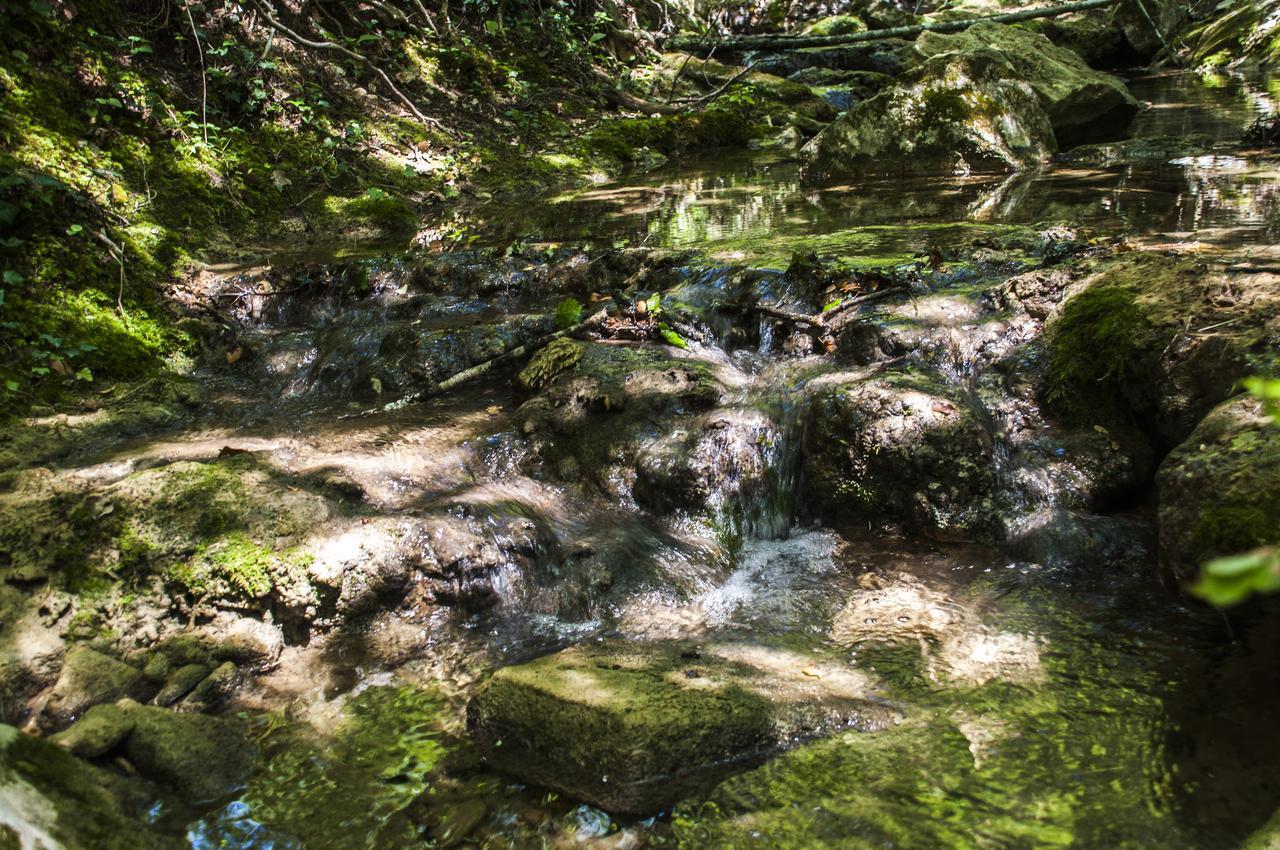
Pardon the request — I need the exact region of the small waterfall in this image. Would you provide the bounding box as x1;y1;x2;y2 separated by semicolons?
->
739;393;807;541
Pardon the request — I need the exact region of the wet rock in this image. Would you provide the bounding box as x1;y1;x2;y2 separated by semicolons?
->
518;338;585;392
913;24;1138;147
1157;395;1280;581
1004;509;1151;571
633;407;783;524
177;661;239;713
49;702;135;757
468;639;897;814
516;343;722;494
749;41;913;79
153;664;209;707
1031;10;1136;68
1041;254;1277;446
42;647;154;729
1245;113;1280;147
1113;0;1188;60
0;724;185;849
804;367;997;539
119;702;254;802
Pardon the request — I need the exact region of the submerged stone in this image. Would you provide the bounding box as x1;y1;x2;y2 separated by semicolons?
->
467;639;898;814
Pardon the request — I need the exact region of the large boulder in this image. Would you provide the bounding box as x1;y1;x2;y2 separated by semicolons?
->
1041;255;1278;447
803;367;997;539
914;23;1138;147
800;23;1137;178
800;50;1054;178
1157;395;1280;582
42;647;154;728
468;639;899;814
119;702;255;801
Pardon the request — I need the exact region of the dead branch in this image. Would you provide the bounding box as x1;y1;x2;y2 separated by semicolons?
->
668;0;1121;52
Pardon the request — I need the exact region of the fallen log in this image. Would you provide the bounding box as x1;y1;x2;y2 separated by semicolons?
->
667;0;1121;53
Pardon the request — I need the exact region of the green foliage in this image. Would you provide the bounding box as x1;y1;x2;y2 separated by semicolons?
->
658;322;688;349
554;296;583;329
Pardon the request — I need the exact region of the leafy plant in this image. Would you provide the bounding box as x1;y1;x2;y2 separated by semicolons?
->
553;296;583;329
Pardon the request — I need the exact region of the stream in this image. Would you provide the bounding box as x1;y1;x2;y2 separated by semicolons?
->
15;69;1280;849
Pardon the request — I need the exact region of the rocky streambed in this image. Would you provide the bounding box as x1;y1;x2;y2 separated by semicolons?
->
3;64;1280;850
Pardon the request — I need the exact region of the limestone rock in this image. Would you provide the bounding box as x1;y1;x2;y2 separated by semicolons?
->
1157;395;1280;581
43;647;154;728
468;639;898;814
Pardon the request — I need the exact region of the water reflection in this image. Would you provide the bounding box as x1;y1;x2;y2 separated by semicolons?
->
470;70;1279;266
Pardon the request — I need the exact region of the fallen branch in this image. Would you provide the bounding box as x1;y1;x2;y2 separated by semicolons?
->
751;286;908;331
248;0;444;124
377;308;610;412
668;0;1121;52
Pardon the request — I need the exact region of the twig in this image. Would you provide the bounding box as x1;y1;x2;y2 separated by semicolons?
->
248;0;446;124
96;230;127;315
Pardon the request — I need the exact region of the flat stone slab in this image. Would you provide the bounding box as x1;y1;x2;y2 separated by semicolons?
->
467;639;899;814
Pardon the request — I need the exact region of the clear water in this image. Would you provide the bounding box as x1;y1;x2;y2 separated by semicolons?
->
31;69;1280;849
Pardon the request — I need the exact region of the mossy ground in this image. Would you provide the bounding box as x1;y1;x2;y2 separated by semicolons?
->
0;0;818;417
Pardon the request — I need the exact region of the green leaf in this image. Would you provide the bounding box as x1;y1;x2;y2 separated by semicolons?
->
484;19;500;34
1192;547;1280;606
2;270;24;286
66;224;83;236
658;323;687;349
645;293;662;316
589;31;607;43
553;297;582;330
4;380;18;392
822;298;843;313
74;367;93;382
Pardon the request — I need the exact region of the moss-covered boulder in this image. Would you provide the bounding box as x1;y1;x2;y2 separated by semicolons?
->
801;23;1137;178
803;367;997;539
913;24;1137;148
468;640;898;814
119;702;254;801
800;49;1054;178
1156;395;1280;581
1042;254;1278;446
0;725;183;849
42;646;154;728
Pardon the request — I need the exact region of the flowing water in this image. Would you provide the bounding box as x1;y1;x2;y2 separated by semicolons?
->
25;69;1280;849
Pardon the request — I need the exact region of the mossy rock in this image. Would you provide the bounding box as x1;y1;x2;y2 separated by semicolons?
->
518;338;584;392
0;725;184;849
802;366;997;540
913;23;1137;148
118;702;254;802
1183;0;1280;68
800;49;1055;178
1042;253;1276;443
42;646;154;729
801;15;868;36
1156;395;1280;581
0;456;329;605
468;640;899;814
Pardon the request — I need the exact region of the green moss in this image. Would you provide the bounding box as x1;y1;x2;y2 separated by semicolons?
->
1191;504;1277;563
1044;282;1156;422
